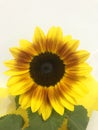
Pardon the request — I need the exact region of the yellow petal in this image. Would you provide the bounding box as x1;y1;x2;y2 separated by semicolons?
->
4;60;29;69
33;27;45;43
57;83;76;104
4;69;29;76
19;39;38;56
60;78;82;98
67;63;92;71
48;86;64;115
55;86;74;111
46;27;63;52
9;47;32;62
40;104;52;121
63;35;72;43
7;73;30;86
33;27;46;53
65;39;80;52
66;50;90;65
56;39;79;60
38;88;52;120
19;39;32;48
66;63;92;77
9;78;33;95
19;89;34;109
31;86;44;112
64;77;88;97
47;27;63;42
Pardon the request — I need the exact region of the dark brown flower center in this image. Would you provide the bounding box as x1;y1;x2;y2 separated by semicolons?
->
29;52;65;86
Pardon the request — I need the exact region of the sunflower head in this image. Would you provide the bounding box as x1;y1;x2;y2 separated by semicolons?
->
5;26;92;120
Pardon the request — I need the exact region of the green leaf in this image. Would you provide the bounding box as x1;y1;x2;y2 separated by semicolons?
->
15;96;20;109
0;114;24;130
67;105;89;130
24;108;68;130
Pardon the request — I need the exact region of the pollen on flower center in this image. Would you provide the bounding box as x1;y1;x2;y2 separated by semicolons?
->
29;52;65;86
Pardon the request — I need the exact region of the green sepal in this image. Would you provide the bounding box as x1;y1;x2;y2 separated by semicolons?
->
15;95;20;109
24;108;69;130
0;114;24;130
67;105;89;130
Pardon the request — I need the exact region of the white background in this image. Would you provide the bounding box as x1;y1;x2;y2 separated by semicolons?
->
0;0;98;87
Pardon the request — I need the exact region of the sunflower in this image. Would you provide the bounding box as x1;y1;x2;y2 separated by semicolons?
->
5;27;92;120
